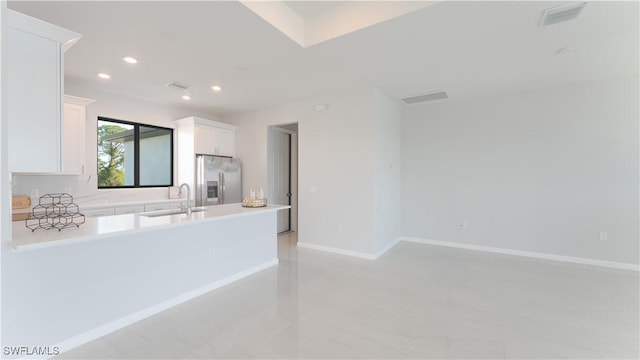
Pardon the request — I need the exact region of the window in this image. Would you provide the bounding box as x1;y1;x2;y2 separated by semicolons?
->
97;117;173;188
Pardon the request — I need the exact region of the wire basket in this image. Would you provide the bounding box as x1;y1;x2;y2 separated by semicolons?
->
242;198;267;208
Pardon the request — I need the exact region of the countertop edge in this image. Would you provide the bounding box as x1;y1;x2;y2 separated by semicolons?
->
12;205;290;253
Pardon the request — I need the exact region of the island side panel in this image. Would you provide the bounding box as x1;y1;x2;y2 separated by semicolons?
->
1;211;278;352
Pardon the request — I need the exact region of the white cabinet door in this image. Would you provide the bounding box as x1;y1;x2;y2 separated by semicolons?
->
144;202;180;212
194;125;236;156
114;205;145;215
6;10;80;173
7;27;61;173
213;127;236;157
194;125;216;155
61;103;84;174
82;208;115;218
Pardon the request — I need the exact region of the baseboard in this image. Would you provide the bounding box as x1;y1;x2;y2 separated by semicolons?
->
297;242;377;260
373;237;401;259
400;237;640;272
296;238;400;260
48;259;279;359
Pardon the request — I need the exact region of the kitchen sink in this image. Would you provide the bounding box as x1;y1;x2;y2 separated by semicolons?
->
140;207;208;217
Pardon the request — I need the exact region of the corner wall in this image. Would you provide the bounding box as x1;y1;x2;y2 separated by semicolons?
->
373;88;403;254
224;87;376;254
225;86;402;256
297;89;375;254
402;77;640;265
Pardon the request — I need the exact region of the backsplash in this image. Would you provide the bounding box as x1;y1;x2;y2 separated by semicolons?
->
12;174;173;206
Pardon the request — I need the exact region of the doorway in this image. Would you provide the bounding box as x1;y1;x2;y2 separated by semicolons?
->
268;123;298;234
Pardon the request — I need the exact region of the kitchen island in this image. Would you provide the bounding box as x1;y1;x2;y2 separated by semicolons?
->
3;203;289;357
11;203;288;251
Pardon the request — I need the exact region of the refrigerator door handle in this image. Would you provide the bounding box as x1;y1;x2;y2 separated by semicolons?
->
219;172;225;204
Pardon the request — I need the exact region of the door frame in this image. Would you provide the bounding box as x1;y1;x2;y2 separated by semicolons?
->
267;124;298;233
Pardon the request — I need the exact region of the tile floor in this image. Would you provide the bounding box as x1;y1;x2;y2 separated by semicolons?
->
59;233;639;359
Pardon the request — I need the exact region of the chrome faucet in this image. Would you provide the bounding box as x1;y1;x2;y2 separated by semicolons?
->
178;183;192;215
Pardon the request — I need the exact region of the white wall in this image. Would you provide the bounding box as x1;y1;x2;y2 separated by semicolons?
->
402;77;639;265
373;88;403;254
225;86;404;256
297;89;376;254
12;79;216;205
225;87;375;254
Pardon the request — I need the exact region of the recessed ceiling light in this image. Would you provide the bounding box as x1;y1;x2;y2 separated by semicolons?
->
555;46;575;55
97;73;111;79
182;95;191;100
211;85;222;92
122;56;138;64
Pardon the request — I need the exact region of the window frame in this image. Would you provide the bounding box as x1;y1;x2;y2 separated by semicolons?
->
97;116;174;189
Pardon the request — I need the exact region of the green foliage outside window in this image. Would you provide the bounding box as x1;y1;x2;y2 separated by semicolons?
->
97;123;127;187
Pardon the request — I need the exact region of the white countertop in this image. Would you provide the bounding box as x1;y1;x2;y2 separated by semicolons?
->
11;203;290;252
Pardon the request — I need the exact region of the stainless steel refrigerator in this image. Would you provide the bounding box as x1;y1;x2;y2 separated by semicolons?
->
195;155;242;206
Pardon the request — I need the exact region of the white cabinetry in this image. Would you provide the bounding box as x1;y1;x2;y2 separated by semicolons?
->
194;125;215;155
6;10;80;173
62;96;94;175
144;203;176;212
114;205;145;215
80;201;184;218
176;117;237;194
195;124;236;157
82;208;116;218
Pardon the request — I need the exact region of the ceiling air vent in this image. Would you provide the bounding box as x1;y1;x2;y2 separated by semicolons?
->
164;81;190;91
401;91;448;104
540;2;587;27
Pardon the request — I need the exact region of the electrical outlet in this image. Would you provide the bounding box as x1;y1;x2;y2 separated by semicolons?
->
459;221;467;230
599;232;608;241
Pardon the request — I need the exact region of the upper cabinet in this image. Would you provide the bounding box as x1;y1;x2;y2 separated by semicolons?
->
178;117;237;158
62;95;95;175
194;124;236;157
6;10;81;173
176;117;237;191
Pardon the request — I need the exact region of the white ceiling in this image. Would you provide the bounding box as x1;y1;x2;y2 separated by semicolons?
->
8;1;639;116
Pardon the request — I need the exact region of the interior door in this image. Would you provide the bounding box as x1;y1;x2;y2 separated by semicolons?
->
271;130;291;233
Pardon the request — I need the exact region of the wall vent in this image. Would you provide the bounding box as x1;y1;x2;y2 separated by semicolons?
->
164;81;190;90
401;91;448;104
540;2;586;27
